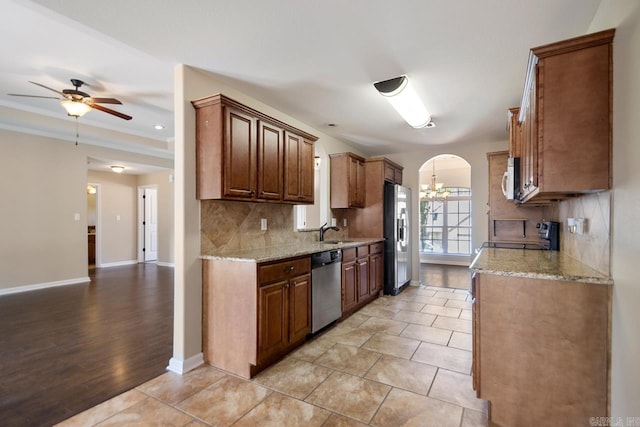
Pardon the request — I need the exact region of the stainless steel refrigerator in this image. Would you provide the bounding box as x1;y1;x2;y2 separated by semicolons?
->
383;182;412;295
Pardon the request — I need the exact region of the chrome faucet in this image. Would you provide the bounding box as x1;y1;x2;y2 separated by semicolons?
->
319;222;340;242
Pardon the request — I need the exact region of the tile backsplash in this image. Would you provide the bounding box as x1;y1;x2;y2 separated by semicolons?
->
544;191;611;276
200;200;349;254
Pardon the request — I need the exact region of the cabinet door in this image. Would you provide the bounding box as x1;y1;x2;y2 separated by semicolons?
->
369;252;383;296
289;273;311;343
258;280;288;362
224;107;257;199
283;132;314;203
257;121;283;201
348;157;365;208
356;257;369;300
342;260;358;312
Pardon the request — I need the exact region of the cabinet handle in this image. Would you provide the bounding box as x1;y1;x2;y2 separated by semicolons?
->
250;190;255;195
285;283;290;288
283;266;295;273
297;195;305;199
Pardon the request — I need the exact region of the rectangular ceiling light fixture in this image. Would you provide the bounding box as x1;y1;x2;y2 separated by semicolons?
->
374;75;433;128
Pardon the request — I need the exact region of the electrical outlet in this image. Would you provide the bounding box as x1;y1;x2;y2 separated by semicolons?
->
331;218;337;227
261;218;267;231
343;218;348;227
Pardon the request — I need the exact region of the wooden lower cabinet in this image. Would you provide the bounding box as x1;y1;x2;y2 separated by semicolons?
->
203;256;310;378
369;244;384;295
341;242;383;317
472;272;610;426
356;256;369;300
342;257;358;313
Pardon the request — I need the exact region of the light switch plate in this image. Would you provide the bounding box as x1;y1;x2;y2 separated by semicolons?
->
331;218;337;227
261;218;267;231
74;213;80;221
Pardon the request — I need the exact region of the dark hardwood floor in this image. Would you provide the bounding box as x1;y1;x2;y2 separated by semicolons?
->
0;264;174;427
420;263;472;289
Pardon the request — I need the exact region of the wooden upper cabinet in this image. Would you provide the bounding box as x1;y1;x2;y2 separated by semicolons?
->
192;94;317;204
330;152;366;208
283;132;314;203
487;151;543;243
257;121;283;200
382;159;403;185
517;29;614;204
225;107;257;198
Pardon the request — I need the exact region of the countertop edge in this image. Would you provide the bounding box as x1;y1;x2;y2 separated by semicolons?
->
469;266;614;285
200;238;384;263
469;247;613;286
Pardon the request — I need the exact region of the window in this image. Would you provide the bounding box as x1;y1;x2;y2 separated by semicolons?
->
419;187;472;255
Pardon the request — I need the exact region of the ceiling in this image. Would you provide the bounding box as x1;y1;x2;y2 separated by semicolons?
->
1;0;602;161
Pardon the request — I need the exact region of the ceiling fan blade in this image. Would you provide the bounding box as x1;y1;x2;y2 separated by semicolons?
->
28;81;66;97
90;103;132;120
87;97;122;105
8;93;60;99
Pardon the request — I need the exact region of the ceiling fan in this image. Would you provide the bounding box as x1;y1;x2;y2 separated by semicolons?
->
8;79;132;120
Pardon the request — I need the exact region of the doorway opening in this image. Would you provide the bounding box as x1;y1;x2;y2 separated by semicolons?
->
418;155;472;265
87;183;101;269
138;185;158;263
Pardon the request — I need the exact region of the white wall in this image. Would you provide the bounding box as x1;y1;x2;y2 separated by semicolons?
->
588;0;640;417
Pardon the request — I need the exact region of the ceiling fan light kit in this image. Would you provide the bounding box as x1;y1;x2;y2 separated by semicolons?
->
60;99;91;117
374;75;433;128
8;79;132;121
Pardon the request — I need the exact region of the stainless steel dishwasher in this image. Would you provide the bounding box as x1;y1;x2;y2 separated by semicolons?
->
311;249;342;333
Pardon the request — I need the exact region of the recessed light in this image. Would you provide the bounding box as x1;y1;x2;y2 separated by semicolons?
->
154;124;164;130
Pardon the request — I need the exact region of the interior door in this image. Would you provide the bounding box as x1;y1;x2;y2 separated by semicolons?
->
143;187;158;262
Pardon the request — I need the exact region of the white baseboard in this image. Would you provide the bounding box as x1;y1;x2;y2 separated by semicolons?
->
409;280;422;286
156;262;175;268
99;260;138;268
0;276;91;296
167;353;204;375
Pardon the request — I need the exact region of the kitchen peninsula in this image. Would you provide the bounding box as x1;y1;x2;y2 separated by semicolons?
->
469;247;612;426
201;238;383;379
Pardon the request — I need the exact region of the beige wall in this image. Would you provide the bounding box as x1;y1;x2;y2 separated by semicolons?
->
588;0;640;417
173;65;363;371
0;127;173;293
382;140;507;279
0;129;88;290
88;171;138;265
138;171;175;265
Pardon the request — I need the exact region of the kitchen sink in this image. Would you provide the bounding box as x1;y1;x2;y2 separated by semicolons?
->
322;240;354;244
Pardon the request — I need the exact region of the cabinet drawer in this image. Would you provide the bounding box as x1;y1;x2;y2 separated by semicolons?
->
370;242;384;255
342;247;357;262
259;257;310;285
356;245;369;258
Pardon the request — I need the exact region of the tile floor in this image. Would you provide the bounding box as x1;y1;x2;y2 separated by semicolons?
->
56;284;488;427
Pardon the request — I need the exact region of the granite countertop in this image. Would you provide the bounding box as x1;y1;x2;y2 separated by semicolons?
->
470;247;613;285
200;238;384;263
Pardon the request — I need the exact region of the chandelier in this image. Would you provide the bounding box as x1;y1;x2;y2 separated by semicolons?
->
420;159;450;200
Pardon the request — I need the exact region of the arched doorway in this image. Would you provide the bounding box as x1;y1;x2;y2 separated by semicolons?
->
418;155;472;265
